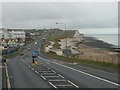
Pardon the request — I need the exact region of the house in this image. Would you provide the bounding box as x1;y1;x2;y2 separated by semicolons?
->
49;49;63;56
45;45;53;52
0;29;25;41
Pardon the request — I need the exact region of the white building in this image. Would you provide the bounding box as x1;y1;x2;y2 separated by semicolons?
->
0;29;25;41
9;31;25;41
49;49;63;56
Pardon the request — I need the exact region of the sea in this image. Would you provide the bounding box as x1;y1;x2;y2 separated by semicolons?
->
85;34;119;46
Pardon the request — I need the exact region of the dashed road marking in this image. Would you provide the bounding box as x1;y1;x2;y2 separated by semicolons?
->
49;82;57;88
52;70;56;73
41;75;46;80
22;56;79;88
58;74;64;78
31;68;34;71
68;80;79;88
47;67;50;69
35;71;39;74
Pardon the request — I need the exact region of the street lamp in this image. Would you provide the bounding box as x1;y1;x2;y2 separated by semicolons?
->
56;22;67;50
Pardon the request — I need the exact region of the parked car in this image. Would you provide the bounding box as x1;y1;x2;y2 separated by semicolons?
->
20;53;24;56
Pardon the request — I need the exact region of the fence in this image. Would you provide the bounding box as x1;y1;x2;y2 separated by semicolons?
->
78;54;119;64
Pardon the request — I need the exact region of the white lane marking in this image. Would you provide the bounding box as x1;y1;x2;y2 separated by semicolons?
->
31;68;34;71
38;56;120;86
52;70;56;73
55;84;73;87
53;61;120;87
68;80;79;88
39;71;52;73
49;79;66;81
35;71;39;74
47;67;50;69
44;76;60;78
28;66;31;68
41;73;56;75
41;75;46;80
77;64;117;76
5;63;11;88
58;74;64;79
49;82;57;88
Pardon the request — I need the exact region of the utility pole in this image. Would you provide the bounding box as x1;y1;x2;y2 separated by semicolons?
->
56;22;67;50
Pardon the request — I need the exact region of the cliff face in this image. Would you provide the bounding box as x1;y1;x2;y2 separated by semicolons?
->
73;30;84;42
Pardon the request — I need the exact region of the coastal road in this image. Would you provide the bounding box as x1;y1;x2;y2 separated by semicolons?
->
6;34;119;88
24;35;119;88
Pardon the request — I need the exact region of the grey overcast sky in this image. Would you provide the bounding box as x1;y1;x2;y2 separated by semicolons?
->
1;2;118;34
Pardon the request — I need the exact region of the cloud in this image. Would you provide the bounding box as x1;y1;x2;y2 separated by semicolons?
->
2;2;118;30
0;2;2;28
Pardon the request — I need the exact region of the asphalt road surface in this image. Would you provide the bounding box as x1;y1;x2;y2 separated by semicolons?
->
0;62;2;89
6;34;119;88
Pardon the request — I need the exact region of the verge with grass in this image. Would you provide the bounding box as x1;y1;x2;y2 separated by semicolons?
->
46;52;119;69
3;48;25;58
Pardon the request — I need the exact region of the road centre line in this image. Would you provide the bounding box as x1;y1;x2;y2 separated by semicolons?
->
38;56;120;86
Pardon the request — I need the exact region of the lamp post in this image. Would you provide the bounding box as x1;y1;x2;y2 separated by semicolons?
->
56;22;67;50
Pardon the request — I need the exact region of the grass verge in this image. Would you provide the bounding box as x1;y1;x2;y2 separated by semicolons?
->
47;52;119;69
3;48;25;58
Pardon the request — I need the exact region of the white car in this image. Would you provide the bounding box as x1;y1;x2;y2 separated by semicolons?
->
35;42;37;45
